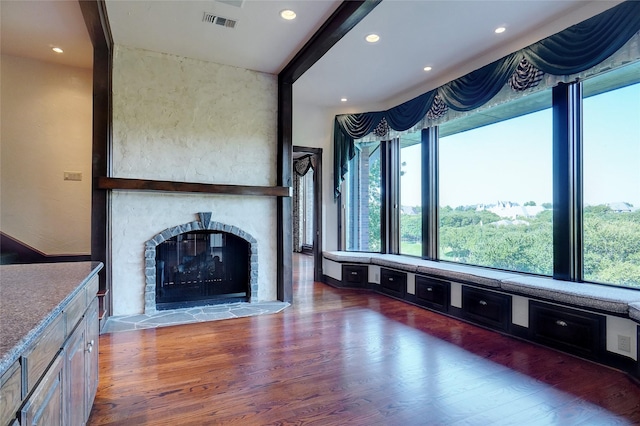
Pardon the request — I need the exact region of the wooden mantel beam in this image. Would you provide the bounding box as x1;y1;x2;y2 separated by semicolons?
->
97;177;291;197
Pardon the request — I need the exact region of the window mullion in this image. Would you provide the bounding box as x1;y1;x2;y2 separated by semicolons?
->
552;81;584;281
383;139;400;254
422;127;438;259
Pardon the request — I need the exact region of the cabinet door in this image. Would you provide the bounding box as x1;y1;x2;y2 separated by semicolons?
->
415;276;449;312
0;361;21;425
529;301;604;360
21;354;64;426
64;316;87;426
342;265;368;288
380;268;406;299
85;298;99;420
461;286;511;332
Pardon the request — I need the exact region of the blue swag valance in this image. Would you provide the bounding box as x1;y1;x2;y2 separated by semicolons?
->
334;0;640;198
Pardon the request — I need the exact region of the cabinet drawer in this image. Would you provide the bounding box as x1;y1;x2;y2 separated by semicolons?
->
86;274;99;300
380;268;406;299
342;265;368;288
529;301;604;359
462;286;511;332
23;314;65;394
415;276;449;312
64;287;87;337
0;361;21;426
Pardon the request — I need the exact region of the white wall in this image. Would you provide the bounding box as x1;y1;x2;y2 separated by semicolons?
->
111;46;278;315
292;101;340;252
0;55;93;255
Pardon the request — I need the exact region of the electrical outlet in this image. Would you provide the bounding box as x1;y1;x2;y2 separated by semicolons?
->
617;335;631;353
64;171;82;181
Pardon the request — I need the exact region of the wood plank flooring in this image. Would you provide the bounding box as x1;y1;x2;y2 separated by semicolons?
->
88;254;640;425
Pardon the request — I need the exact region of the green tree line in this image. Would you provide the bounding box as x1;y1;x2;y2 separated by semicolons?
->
399;205;640;288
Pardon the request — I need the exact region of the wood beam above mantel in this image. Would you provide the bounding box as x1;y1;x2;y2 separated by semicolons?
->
97;177;291;197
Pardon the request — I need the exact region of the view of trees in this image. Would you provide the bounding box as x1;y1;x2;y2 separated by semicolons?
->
437;205;553;276
399;204;640;288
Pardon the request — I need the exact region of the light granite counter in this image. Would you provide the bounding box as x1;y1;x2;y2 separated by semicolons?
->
0;261;103;377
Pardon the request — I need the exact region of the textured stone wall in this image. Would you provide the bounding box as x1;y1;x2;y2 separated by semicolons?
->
111;45;277;315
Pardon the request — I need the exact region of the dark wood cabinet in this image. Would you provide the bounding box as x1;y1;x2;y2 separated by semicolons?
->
342;264;368;288
415;276;449;312
64;297;99;425
1;273;99;426
529;301;604;360
462;286;511;332
380;268;406;299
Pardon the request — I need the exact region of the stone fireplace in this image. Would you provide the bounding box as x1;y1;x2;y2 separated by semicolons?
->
144;212;258;314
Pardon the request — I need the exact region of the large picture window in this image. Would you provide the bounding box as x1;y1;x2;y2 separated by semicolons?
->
583;65;640;288
336;4;640;289
438;97;553;275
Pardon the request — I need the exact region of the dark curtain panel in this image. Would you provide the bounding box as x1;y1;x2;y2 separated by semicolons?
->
386;90;437;131
522;1;640;75
438;53;520;112
334;118;357;198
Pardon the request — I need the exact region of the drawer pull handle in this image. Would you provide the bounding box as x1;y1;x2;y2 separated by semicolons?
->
479;300;487;306
389;278;394;282
556;320;568;327
351;272;358;275
427;287;433;292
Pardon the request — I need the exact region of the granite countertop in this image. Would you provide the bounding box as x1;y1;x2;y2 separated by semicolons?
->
0;261;103;377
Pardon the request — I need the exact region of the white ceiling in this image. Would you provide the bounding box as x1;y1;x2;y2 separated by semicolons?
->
104;0;342;74
0;0;93;69
295;0;623;110
1;0;623;111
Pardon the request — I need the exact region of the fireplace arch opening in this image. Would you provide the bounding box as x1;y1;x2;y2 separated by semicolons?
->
144;213;258;314
156;231;249;310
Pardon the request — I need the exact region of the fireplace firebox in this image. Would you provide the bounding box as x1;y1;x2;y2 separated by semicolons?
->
155;231;250;310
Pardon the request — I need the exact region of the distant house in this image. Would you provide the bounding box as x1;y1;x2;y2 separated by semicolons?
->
479;201;546;220
401;206;419;215
608;202;634;213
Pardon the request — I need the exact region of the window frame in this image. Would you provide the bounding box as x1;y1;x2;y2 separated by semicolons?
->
340;62;639;290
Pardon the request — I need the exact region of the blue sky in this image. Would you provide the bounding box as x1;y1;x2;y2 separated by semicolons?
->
400;83;640;209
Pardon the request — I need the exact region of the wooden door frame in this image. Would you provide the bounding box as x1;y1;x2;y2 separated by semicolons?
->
293;146;323;282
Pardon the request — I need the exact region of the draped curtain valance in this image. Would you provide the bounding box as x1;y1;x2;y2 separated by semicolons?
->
334;0;640;198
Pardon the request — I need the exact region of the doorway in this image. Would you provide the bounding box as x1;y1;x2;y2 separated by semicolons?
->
293;146;323;282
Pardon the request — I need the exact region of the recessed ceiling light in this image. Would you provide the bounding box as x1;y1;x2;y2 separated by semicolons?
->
280;9;296;20
423;66;432;72
341;98;348;102
365;34;380;43
495;26;506;34
52;47;64;53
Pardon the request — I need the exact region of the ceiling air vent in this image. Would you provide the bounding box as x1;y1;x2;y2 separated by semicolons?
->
202;12;237;29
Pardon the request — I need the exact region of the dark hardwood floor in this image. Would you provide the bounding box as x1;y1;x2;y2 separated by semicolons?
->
88;254;640;425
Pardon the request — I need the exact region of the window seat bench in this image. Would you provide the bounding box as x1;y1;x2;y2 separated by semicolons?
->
322;251;640;317
322;250;640;381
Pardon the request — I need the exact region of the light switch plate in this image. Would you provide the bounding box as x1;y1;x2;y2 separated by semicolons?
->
64;171;82;181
